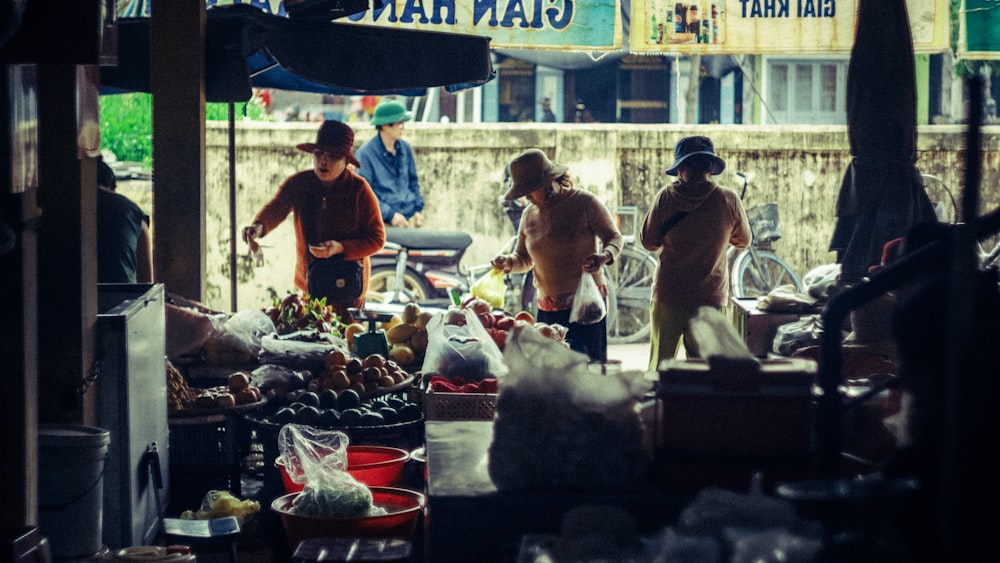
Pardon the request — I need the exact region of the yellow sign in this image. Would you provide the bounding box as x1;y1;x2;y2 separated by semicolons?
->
630;0;950;55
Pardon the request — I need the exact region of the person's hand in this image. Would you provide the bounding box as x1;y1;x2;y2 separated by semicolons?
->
308;240;343;259
390;213;409;228
491;254;514;274
412;212;425;228
582;251;611;273
242;223;263;245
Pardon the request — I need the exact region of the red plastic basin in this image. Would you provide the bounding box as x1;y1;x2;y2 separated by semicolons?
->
271;488;425;546
276;445;410;493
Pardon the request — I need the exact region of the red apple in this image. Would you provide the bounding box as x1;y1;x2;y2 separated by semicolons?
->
514;311;535;324
465;297;493;316
477;313;494;329
494;315;515;331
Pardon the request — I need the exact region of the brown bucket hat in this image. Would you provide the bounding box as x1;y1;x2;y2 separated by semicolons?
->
504;148;568;200
296;120;360;167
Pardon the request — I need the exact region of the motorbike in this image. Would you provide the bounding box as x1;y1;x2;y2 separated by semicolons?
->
367;227;474;309
366;198;537;315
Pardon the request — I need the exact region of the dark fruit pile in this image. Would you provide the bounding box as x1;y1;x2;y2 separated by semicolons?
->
263;388;422;429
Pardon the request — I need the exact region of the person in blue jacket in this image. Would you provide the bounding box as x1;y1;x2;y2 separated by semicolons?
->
355;99;425;228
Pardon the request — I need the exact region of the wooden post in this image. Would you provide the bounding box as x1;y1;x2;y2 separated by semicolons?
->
151;0;206;300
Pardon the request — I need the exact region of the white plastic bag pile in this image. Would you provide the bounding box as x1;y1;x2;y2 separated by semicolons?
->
487;323;651;491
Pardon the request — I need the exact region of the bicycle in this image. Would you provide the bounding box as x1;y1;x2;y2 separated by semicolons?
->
604;206;658;344
920;173;1000;270
726;172;804;298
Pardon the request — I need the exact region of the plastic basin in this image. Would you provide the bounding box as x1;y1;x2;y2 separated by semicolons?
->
276;445;410;493
271;488;425;545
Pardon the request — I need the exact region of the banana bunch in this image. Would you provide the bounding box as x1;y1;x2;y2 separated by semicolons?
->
180;490;260;527
385;303;434;367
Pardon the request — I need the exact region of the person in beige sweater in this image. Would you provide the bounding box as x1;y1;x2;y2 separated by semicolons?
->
492;149;624;361
640;136;751;370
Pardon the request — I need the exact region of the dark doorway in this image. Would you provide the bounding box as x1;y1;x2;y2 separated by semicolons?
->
572;64;617;123
618;55;671;123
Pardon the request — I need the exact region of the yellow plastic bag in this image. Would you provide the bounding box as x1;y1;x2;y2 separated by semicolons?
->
470;268;505;309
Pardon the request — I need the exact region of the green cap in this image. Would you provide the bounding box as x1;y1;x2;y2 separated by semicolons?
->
371;100;414;126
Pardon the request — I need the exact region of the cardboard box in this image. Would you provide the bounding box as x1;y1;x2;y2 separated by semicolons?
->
654;357;817;490
731;297;803;357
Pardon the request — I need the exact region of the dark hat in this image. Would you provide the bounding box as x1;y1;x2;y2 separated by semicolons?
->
296;120;360;167
504;148;568;201
665;135;726;176
370;100;413;127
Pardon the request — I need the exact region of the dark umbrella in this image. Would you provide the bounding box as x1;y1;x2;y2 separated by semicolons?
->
828;0;936;286
818;0;938;475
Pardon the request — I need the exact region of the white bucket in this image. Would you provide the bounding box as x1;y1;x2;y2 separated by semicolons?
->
38;424;111;560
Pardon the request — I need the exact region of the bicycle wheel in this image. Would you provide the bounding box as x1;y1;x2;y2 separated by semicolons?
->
731;250;803;299
606;245;656;344
368;265;433;304
920;174;957;224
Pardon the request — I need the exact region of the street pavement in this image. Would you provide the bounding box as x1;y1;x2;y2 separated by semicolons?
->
608;341;651;372
608;341;689;372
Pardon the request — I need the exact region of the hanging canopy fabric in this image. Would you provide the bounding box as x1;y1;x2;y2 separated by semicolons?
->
100;3;495;102
828;0;937;285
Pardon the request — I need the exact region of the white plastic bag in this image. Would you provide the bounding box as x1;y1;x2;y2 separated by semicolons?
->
277;424;376;518
421;308;507;380
201;309;276;365
277;424;350;486
488;323;651;491
569;273;607;325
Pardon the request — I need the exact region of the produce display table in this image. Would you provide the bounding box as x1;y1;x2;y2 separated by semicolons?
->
424;421;689;562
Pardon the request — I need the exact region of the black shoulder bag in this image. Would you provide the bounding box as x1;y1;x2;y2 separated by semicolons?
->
303;203;364;303
661;211;689;237
308;256;364;303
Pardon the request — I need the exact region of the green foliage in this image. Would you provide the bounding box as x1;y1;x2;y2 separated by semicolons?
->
100;93;153;166
100;92;271;166
206;95;272;121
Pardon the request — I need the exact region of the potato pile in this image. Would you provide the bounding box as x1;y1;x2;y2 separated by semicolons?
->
172;370;263;412
316;352;410;394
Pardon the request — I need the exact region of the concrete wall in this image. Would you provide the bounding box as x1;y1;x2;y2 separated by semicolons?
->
203;122;1000;312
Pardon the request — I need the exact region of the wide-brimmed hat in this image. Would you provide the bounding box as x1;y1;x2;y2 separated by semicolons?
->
665;135;726;176
370;100;413;127
296;120;360;167
504;148;568;200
